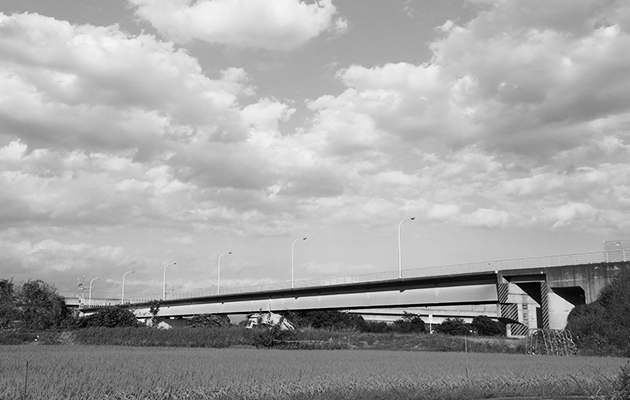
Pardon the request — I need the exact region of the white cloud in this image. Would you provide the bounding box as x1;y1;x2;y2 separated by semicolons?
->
303;0;630;168
128;0;347;50
461;208;510;228
3;1;630;293
241;98;295;131
547;203;598;228
0;13;250;156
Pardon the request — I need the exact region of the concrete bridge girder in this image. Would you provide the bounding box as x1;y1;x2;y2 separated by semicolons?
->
132;284;499;319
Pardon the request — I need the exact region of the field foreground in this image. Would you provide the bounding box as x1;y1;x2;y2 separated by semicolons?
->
0;345;626;400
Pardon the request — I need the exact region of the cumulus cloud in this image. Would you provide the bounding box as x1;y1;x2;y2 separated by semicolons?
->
128;0;347;50
297;0;630;232
461;208;510;228
3;1;630;292
307;0;630;164
0;12;250;156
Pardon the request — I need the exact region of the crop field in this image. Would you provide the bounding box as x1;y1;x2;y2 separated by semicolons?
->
0;345;626;400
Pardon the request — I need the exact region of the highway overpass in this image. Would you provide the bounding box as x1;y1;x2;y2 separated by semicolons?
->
80;249;630;336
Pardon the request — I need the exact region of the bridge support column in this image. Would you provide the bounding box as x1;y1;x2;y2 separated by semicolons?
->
496;274;548;337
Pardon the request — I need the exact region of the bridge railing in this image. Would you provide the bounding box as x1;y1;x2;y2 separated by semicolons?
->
122;249;627;305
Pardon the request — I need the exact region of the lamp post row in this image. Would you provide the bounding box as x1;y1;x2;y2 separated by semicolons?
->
108;218;415;304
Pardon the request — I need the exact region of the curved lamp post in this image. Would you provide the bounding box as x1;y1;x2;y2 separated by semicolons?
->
121;270;134;304
398;217;415;279
162;262;177;300
291;237;307;289
217;251;232;295
88;277;100;307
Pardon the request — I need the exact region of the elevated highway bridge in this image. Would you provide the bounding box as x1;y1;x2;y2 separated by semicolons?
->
80;249;630;336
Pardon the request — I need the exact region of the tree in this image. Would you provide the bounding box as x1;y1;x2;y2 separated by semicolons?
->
149;300;161;326
471;315;505;336
17;280;70;330
289;310;365;331
0;279;19;329
393;313;426;333
435;318;471;336
1;279;72;331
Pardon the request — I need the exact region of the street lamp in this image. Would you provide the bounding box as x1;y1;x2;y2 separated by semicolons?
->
291;237;307;289
217;251;232;295
398;217;415;279
121;270;134;304
88;277;100;307
162;261;177;300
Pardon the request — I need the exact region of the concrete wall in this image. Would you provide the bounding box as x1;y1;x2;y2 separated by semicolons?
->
545;262;629;303
544;262;630;330
547;291;575;329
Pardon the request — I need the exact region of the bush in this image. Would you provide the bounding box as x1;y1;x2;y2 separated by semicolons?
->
77;307;139;328
189;314;230;328
471;315;505;336
435;318;471;336
252;325;297;348
393;313;426;333
288;310;365;331
566;268;630;356
359;320;393;333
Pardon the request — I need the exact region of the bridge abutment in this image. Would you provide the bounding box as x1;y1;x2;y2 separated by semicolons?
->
497;262;630;336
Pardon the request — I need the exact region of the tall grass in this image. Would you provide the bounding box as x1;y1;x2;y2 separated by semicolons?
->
71;326;259;347
48;326;526;353
0;345;624;400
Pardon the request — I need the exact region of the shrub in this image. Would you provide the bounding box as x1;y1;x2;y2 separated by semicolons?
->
566;267;630;356
189;314;230;328
77;306;139;328
251;324;297;348
359;320;393;333
471;315;505;336
393;313;426;333
435;318;471;336
288;310;365;331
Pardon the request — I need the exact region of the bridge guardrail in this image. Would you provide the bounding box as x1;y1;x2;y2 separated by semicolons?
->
123;249;627;305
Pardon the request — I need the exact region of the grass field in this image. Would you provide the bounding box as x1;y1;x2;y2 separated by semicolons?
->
1;327;528;353
1;345;626;400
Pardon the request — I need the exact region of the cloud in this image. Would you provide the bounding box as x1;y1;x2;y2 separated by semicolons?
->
3;1;630;293
293;0;630;233
0;13;250;157
305;0;630;166
461;208;510;228
547;203;598;228
128;0;347;50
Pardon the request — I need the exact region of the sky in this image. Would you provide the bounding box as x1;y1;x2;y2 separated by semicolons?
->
1;0;629;300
